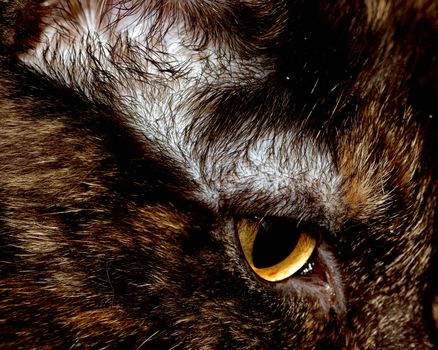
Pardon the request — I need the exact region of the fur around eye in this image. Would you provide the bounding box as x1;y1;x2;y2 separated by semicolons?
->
1;0;436;348
237;217;318;282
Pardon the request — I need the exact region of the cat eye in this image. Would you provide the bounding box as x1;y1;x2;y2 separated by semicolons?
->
237;217;317;282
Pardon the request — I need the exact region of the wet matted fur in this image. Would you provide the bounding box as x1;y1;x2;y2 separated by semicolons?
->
0;0;437;348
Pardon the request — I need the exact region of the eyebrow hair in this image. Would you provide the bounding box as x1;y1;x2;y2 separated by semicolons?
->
17;0;435;231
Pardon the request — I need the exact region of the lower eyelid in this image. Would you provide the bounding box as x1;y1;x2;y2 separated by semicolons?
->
277;243;346;315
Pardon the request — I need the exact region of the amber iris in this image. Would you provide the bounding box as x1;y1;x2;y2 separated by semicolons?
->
237;217;317;282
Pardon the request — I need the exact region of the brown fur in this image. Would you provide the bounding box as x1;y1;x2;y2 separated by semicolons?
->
0;0;437;348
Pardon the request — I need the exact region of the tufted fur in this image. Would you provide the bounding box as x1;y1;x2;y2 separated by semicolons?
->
0;0;437;348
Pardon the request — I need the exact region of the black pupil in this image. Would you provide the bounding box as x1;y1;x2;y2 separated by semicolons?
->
252;218;300;269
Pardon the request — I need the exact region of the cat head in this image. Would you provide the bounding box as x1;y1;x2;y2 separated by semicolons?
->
0;0;436;348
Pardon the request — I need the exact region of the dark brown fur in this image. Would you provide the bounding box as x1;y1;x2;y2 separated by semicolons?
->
0;0;437;348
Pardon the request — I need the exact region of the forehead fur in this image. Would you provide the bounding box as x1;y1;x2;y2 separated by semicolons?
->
18;0;436;229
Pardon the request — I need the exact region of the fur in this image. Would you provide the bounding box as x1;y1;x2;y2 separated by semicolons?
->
0;0;437;348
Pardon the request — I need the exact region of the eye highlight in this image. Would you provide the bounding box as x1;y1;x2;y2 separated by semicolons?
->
237;217;317;282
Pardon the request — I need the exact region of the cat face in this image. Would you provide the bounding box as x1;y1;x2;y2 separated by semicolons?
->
0;0;436;348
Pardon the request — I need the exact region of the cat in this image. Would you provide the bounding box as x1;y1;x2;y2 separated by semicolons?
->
0;0;436;348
